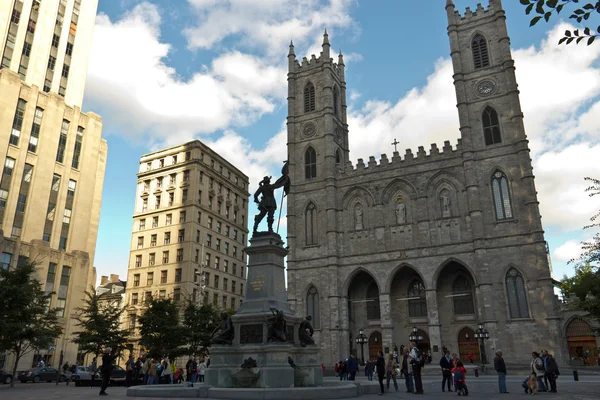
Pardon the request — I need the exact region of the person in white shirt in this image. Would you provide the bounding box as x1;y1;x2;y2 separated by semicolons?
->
198;359;207;383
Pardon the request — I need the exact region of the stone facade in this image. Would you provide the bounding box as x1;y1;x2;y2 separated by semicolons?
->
285;0;571;367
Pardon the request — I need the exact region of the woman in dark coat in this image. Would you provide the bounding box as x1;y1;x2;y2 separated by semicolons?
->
376;351;386;395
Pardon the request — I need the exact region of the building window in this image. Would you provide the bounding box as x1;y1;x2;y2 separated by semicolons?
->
139;219;146;230
168;192;174;206
16;194;27;212
137;236;144;249
132;293;138;305
305;147;317;179
304;82;316;112
223;278;228;291
48;55;56;70
56;266;71;317
142;199;148;212
159;290;166;299
62;208;71;224
166;214;172;225
232;280;236;293
10;99;26;146
149;253;155;265
0;190;8;208
173;288;181;302
1;252;12;270
179;211;186;223
45;262;57;292
196;230;200;243
152;217;158;228
233;246;237;259
224;242;229;255
215;256;220;269
176;248;183;262
452;276;475;315
66;42;73;56
161;270;167;284
59;236;68;250
175;268;182;282
306;286;320;329
214;275;219;289
333;86;339;117
164;232;171;244
232;263;237;276
206;234;212;247
52;174;61;191
216;221;221;233
305;202;317;246
241;266;245;279
67;180;76;196
208;217;213;229
56;120;69;163
195;249;199;262
11;9;20;24
506;268;529;319
185;151;191;161
157;177;163;188
22;163;33;182
11;224;22;238
240;283;244;295
482;106;501;145
61;64;69;78
135;255;142;267
52;34;60;48
492;171;512;220
156;195;161;209
71;127;83;169
182;189;188;203
27;107;43;152
162;251;169;264
178;229;184;242
216;238;221;251
147;272;154;285
22;41;32;57
223;260;229;273
472;34;490;69
183;170;190;182
407;279;427;318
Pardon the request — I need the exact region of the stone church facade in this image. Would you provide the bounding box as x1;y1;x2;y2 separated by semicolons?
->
284;0;580;367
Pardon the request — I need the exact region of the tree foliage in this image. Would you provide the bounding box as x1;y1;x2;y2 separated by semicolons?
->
520;0;600;45
72;289;130;358
0;263;63;387
138;297;186;360
181;301;221;358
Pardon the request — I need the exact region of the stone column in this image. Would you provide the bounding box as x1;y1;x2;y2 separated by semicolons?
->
379;292;394;353
426;289;442;358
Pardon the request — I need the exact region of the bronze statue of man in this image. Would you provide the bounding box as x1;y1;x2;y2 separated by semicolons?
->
253;161;290;234
267;309;287;342
211;312;234;345
299;315;315;347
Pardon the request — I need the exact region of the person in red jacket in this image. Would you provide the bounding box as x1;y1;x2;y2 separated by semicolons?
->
451;361;469;396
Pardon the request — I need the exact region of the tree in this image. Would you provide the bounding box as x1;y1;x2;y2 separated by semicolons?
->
181;301;221;358
0;263;63;387
138;297;186;360
71;288;130;360
520;0;600;45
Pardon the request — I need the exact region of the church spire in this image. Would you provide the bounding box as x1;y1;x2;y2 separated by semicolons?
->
288;40;295;56
322;29;330;59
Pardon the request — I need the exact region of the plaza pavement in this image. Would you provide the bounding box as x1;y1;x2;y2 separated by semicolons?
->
1;376;599;400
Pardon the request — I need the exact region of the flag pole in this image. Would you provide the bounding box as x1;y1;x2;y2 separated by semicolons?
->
276;188;285;234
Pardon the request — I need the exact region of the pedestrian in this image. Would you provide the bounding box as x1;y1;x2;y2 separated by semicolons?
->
89;356;98;388
385;353;399;392
125;355;135;387
162;357;173;384
409;341;424;394
451;360;469;396
400;348;414;393
142;357;151;385
376;350;385;395
366;360;374;381
468;352;474;364
338;360;347;381
542;350;559;393
321;363;326;375
67;362;77;385
98;347;113;396
493;349;509;394
147;359;157;385
189;358;198;386
530;352;547;392
135;357;143;381
347;354;359;380
440;350;453;392
334;362;339;377
198;359;207;383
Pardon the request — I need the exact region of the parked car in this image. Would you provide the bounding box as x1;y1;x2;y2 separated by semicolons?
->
0;370;13;384
71;366;96;381
18;367;66;383
105;365;126;382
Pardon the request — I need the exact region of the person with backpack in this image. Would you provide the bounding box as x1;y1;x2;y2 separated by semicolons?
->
400;348;414;393
409;342;424;394
451;360;469;396
376;350;386;395
530;352;547;392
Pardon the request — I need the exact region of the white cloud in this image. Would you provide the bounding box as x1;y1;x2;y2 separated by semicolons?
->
553;240;584;262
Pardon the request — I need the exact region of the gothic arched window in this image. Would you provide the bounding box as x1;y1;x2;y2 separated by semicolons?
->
506;268;529;319
306;286;320;329
304;82;316;113
452;275;475;315
366;282;380;320
305;202;317;246
333;86;339;117
408;279;427;318
335;149;342;165
482;106;502;145
472;34;490;69
492;171;512;220
305;147;317;179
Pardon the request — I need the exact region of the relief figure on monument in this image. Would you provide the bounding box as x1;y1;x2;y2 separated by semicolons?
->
267;308;287;342
211;312;234;345
354;204;364;230
395;201;407;224
440;191;451;218
299;315;315;347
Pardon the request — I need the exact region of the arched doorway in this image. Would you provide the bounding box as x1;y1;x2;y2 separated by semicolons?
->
368;331;383;361
415;329;431;356
566;318;598;365
457;327;480;362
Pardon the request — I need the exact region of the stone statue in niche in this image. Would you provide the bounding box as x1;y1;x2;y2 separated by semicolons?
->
299;315;315;347
211;312;234;345
354;205;364;230
395;202;407;224
440;192;451;218
267;309;287;342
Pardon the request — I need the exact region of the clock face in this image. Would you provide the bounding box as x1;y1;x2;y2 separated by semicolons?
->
303;123;316;138
477;80;496;96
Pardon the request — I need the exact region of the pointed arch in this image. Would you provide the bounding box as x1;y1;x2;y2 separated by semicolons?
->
304;146;317;179
482;106;502;145
343;267;381;295
305;201;318;246
306;284;320;329
385;262;428;292
472;34;490;69
304;81;316;112
505;267;529;319
333;85;339;117
491;170;512;220
341;186;375;210
432;257;478;290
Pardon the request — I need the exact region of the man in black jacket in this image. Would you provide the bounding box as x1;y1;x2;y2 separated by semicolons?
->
99;347;113;396
542;350;559;393
439;351;453;392
493;350;509;394
376;351;385;395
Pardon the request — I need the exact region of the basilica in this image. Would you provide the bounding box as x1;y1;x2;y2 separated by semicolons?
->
285;0;599;366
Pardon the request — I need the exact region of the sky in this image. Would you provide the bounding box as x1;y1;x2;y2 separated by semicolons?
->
84;0;600;285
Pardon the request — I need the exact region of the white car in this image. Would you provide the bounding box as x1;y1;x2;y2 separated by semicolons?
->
71;366;96;381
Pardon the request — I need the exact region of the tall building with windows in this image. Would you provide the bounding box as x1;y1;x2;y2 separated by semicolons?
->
124;141;249;349
285;0;569;366
0;0;105;370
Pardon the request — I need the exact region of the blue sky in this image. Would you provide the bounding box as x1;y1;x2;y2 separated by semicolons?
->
83;0;600;283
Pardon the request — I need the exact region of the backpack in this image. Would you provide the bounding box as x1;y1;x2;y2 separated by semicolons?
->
70;364;77;373
454;369;464;383
414;348;425;367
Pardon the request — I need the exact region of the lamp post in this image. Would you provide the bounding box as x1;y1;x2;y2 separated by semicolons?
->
409;326;423;344
474;323;490;371
355;329;368;365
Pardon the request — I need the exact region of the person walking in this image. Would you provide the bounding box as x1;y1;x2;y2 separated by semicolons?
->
89;357;98;388
347;354;359;381
385;353;399;392
493;350;509;393
338;360;347;381
530;352;547;392
142;357;151;385
440;350;453;392
162;358;173;384
366;360;374;381
98;347;113;396
147;359;157;385
376;351;386;395
199;359;207;383
409;342;424;395
542;350;560;393
189;358;198;386
400;348;414;393
125;355;135;387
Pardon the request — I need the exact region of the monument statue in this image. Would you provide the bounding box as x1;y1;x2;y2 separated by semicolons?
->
299;315;315;347
211;312;234;345
354;205;364;230
253;161;290;234
267;309;287;342
441;192;451;217
395;202;406;224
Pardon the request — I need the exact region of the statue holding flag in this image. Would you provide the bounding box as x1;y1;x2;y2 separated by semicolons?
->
252;161;290;234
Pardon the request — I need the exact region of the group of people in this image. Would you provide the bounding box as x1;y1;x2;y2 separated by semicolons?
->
334;354;360;380
494;349;560;394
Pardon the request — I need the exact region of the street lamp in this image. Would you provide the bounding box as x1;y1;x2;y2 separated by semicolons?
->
409;326;423;343
355;329;368;365
474;323;490;370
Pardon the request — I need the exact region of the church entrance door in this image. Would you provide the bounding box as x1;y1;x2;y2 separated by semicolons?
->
368;331;383;361
457;327;480;362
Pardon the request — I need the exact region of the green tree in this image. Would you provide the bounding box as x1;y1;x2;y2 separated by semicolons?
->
0;263;63;387
138;297;186;360
520;0;600;45
181;301;222;358
71;288;130;360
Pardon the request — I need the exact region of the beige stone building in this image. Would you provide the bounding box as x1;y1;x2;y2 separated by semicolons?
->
0;0;105;370
124;141;249;349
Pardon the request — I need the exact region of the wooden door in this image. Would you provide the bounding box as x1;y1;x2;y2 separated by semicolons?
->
458;327;480;362
368;331;383;361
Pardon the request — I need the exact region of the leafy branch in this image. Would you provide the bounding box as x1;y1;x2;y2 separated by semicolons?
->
520;0;600;45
